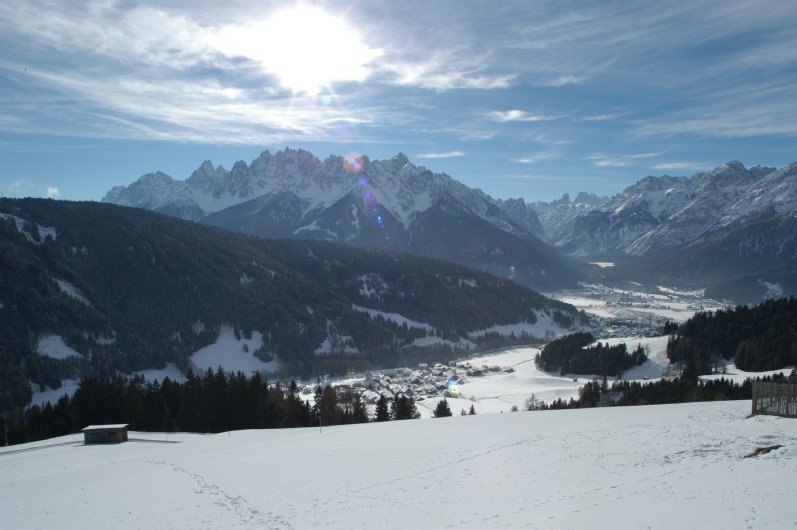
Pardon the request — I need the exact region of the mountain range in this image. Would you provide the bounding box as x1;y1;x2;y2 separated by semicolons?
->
103;151;797;302
509;161;797;301
103;149;579;291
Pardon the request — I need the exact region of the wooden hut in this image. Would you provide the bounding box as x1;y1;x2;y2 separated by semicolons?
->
82;424;129;444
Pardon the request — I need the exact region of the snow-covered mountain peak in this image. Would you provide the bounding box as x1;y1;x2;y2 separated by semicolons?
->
102;148;530;235
101;171;191;211
391;152;410;167
721;161;797;224
550;159;794;257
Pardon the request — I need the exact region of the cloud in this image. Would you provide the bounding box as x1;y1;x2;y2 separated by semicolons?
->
46;186;60;198
513;152;558;164
490;110;558;123
2;0;797;158
3;180;32;196
581;113;627;122
416;150;465;159
381;57;515;91
586;152;662;167
540;75;584;87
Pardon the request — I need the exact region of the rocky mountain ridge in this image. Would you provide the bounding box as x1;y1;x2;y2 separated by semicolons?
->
103;149;579;290
513;161;794;258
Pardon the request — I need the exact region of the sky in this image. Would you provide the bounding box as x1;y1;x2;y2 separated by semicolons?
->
1;0;796;202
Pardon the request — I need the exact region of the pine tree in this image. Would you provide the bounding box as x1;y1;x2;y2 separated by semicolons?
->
432;398;452;418
375;394;390;422
391;395;421;420
468;404;476;415
350;395;369;424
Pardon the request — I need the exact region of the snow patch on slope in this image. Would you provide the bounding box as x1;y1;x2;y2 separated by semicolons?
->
757;279;783;298
467;312;569;341
36;335;81;360
352;304;435;331
189;325;278;374
135;362;187;383
0;213;57;244
29;379;81;408
404;336;475;350
700;361;794;385
55;279;93;307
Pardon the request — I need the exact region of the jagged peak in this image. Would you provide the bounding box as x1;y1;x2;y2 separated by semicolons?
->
252;149;272;162
138;171;174;184
231;160;249;172
721;160;747;172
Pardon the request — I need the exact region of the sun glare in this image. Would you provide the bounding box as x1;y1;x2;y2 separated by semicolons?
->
211;6;382;94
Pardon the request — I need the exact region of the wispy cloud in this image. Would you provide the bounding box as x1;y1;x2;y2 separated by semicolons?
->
45;186;60;198
581;113;627;122
416;150;465;159
1;0;797;203
586;152;662;167
2;180;33;196
540;75;584;87
384;61;515;91
513;151;558;164
490;110;558;123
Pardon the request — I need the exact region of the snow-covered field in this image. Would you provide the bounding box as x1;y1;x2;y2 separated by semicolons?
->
700;362;795;385
416;348;581;417
2;401;794;528
29;379;81;408
415;336;671;417
551;283;727;330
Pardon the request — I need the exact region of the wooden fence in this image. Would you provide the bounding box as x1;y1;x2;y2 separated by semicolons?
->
751;381;797;418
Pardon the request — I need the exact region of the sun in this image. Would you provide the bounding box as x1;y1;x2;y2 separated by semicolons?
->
211;6;382;95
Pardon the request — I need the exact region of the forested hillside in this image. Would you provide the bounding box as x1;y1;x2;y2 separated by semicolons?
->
667;297;797;374
0;199;582;413
535;332;646;377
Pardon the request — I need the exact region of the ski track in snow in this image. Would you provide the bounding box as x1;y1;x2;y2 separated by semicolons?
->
144;459;293;529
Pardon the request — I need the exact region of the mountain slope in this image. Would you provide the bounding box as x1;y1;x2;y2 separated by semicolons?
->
640;208;797;302
103;149;579;290
0;199;583;411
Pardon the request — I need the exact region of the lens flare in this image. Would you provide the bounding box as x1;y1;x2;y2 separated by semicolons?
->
446;376;460;398
343;152;365;173
344;152;386;230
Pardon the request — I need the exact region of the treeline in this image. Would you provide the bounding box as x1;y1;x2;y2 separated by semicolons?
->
667;297;797;374
2;369;431;446
535;371;795;411
536;332;647;377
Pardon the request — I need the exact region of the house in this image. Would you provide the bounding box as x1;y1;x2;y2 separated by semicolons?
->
82;424;129;444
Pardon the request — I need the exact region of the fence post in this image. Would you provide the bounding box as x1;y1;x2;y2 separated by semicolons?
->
751;381;797;418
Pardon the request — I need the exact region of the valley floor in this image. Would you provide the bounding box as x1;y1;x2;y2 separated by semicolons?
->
1;400;794;528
